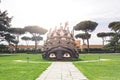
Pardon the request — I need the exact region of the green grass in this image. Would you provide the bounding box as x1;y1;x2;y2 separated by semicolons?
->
1;53;120;80
0;53;51;80
73;53;120;80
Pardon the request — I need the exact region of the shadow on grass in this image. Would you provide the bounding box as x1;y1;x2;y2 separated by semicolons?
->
0;54;17;57
43;58;83;62
71;58;83;62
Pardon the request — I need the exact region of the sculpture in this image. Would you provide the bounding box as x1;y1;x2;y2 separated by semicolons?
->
42;22;79;60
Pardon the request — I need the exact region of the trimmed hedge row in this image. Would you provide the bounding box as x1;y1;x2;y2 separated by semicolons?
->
80;48;120;53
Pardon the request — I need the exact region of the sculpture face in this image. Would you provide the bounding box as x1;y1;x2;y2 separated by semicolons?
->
48;48;72;60
42;23;79;60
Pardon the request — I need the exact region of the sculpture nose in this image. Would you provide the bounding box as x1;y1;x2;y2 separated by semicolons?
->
56;51;63;60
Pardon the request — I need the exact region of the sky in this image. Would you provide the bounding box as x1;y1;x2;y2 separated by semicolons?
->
1;0;120;45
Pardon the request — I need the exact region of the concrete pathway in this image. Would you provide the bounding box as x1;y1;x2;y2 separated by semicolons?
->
36;62;88;80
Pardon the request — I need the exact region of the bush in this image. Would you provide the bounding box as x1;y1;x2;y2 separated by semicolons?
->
82;48;109;53
0;44;9;53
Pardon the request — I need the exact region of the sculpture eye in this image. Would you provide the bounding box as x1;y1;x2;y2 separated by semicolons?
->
49;53;56;58
63;53;70;58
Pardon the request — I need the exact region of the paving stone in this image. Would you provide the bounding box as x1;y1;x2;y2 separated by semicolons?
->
36;62;88;80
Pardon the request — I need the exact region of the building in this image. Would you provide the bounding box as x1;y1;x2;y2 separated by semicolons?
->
75;40;104;51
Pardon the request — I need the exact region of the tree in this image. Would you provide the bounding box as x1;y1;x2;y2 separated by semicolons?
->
108;21;120;32
97;32;115;46
0;44;8;52
0;10;11;31
97;32;106;46
21;36;31;52
31;36;43;49
8;28;25;41
74;20;98;52
75;33;91;45
4;33;16;45
8;28;25;52
106;21;120;52
24;26;47;52
0;1;18;52
104;35;120;52
0;32;17;47
0;10;12;43
21;36;31;46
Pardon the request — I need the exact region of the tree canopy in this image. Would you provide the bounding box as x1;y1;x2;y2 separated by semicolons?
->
108;21;120;32
21;36;31;47
21;36;31;41
8;28;25;35
74;20;98;32
24;26;47;35
31;36;43;41
75;33;91;45
97;32;115;46
97;32;115;38
0;11;12;31
75;33;91;39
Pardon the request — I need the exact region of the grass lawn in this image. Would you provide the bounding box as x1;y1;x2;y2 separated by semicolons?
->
0;53;51;80
73;53;120;80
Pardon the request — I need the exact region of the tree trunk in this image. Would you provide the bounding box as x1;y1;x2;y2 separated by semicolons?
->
82;39;85;45
26;41;29;53
15;43;18;53
35;40;37;53
87;38;90;53
102;37;104;46
15;35;19;53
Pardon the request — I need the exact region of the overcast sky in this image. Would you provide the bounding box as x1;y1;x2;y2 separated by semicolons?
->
1;0;120;45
